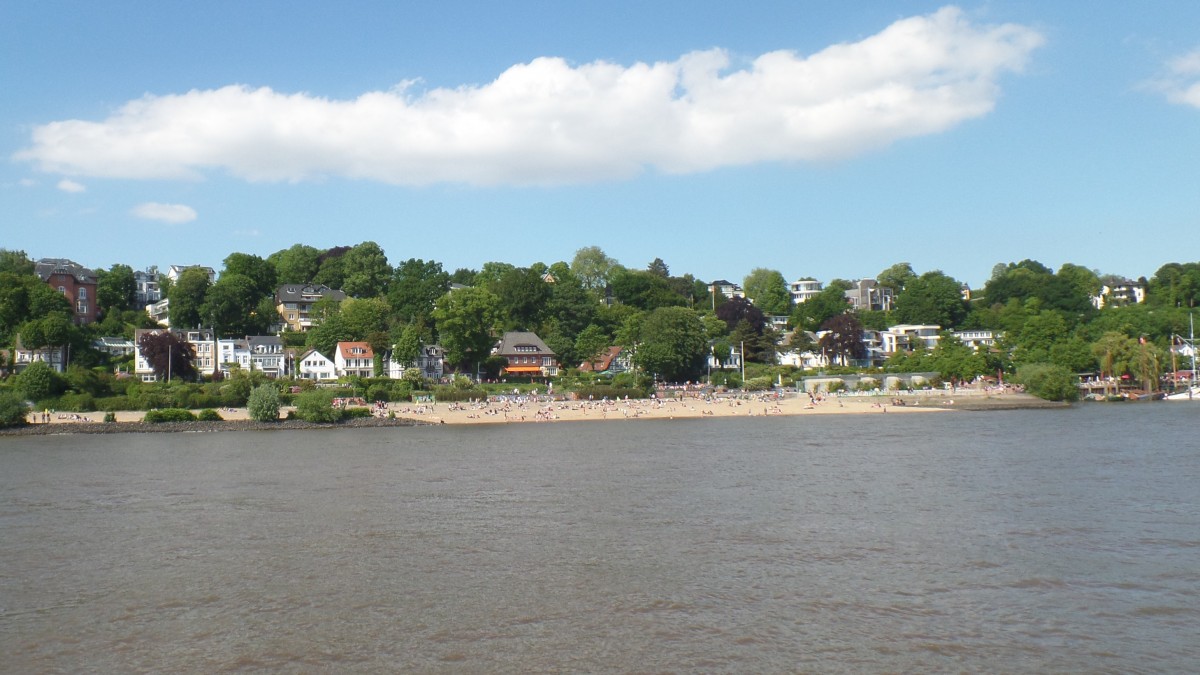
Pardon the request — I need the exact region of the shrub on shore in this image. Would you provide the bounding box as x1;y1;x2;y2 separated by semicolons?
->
1015;363;1078;402
247;384;281;422
0;391;30;428
196;408;223;421
293;390;346;423
143;408;197;423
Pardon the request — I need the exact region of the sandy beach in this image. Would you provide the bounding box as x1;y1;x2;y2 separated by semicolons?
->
17;390;1061;432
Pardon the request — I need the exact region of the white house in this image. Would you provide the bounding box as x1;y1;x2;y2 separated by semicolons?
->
216;339;252;377
789;279;823;304
1092;280;1147;309
387;344;445;380
12;336;67;373
248;335;286;377
167;265;216;284
708;279;745;301
296;349;337;381
950;329;1000;352
880;325;942;353
335;341;374;378
145;297;170;327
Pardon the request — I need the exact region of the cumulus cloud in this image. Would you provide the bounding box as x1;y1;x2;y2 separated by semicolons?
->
15;6;1042;186
57;178;86;193
1149;48;1200;108
132;202;197;223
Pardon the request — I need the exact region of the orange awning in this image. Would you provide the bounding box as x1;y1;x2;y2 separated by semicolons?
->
504;366;543;373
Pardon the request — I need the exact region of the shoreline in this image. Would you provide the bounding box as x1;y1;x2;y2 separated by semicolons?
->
1;393;1065;437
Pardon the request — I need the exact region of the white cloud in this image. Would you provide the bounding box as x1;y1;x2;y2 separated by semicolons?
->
132;202;197;223
15;6;1042;186
1151;48;1200;108
57;178;86;193
19;178;38;187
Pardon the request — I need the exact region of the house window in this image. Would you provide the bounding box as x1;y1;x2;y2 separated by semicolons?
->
78;288;88;300
58;286;66;294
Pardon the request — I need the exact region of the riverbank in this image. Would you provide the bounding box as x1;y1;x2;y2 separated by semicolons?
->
0;392;1064;436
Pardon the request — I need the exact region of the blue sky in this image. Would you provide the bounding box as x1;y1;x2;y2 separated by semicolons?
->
3;1;1198;289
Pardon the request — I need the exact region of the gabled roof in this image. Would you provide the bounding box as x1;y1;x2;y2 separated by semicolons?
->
297;348;334;364
247;335;282;350
579;345;624;372
337;341;374;359
494;331;555;356
275;283;347;303
35;258;97;284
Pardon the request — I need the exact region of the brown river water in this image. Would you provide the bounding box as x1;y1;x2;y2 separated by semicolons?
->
1;405;1198;673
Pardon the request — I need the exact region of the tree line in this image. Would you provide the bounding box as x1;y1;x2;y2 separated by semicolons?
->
3;245;1200;402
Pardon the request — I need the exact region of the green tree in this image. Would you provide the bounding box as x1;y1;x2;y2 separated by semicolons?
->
609;269;684;311
1147;262;1200;308
202;274;266;337
1093;331;1135;395
169;266;212;329
574;324;611;369
636;306;707;382
340;297;392;341
742;268;791;315
647;257;670;278
16;360;64;401
269;244;322;284
340;241;391;298
892;271;967;328
96;263;137;312
222;252;278;298
929;335;985;381
571;246;618;291
247;383;281;422
314;246;351;289
391;322;424;367
0;249;35;276
305;302;354;359
294;390;345;423
388;258;450;323
432;286;500;372
1016;363;1078;401
790;284;849;332
495;267;551;330
0;391;30;428
876;262;918;293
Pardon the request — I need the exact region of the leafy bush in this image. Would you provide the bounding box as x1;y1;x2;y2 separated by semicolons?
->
0;391;30;428
143;408;197;423
196;408;223;421
16;361;64;401
60;392;97;411
95;395;134;412
247;384;281;422
344;407;374;419
293;390;346;423
743;376;774;391
431;387;488;402
366;384;391;402
574;385;648;401
1015;363;1078;402
103;411;117;423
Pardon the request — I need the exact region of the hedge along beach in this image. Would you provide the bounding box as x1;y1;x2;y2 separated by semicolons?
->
7;390;1062;434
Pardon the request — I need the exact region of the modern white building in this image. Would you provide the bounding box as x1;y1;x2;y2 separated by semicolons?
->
880;325;942;353
788;279;823;304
